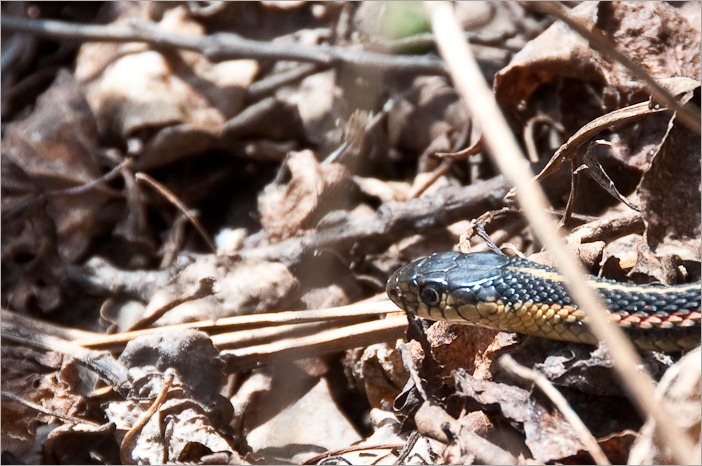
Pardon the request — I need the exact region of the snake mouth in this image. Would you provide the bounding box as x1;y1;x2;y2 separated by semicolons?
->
385;275;402;307
385;271;410;310
386;265;421;312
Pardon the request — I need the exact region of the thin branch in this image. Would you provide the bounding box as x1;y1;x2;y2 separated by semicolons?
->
220;316;407;372
209;320;364;350
248;63;320;99
533;101;667;183
1;317;130;396
127;277;217;331
46;157;132;198
1;309;99;342
4;302;406;383
120;372;174;465
302;443;408;466
567;210;643;244
414;402;518;465
4;299;402;352
522;115;566;163
1;391;102;427
135;172;217;254
1;15;446;77
241;175;510;265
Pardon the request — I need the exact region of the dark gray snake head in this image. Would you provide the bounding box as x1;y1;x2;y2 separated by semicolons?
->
386;251;510;322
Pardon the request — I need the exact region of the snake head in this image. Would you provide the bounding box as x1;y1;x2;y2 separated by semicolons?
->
386;253;449;314
387;251;508;320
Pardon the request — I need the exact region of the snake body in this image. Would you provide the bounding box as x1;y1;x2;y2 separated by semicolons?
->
386;251;701;352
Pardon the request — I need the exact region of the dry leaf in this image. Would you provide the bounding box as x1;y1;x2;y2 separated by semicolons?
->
3;70;112;262
1;158;65;313
454;369;586;463
245;370;361;463
258;150;351;242
75;6;257;165
109;331;238;464
1;345;86;463
629;347;701;464
637;111;701;263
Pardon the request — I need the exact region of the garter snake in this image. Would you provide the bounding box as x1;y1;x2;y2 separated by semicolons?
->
386;251;701;352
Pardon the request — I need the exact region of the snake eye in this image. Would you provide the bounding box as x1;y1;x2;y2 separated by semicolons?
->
419;284;442;306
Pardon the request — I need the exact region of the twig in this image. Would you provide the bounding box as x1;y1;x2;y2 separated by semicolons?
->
1;32;32;73
522;115;565;163
127;277;216;331
1;299;401;354
407;159;452;199
69;298;401;349
220;315;407;372
135;172;217;254
120;372;174;465
1;317;130;396
377;29;519;54
581;141;639;211
248;63;320;100
410;131;482;199
523;2;700;134
498;355;610;465
435;134;483;161
1;391;102;427
3;301;406;373
398;334;429;403
533;101;667;184
393;431;421;465
425;3;697;464
1;15;446;77
220;96;280;136
210;320;365;350
241;175;510;265
414;402;517;465
567;210;643;244
46;157;133;198
302;443;407;465
1;309;99;342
